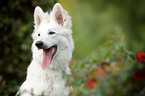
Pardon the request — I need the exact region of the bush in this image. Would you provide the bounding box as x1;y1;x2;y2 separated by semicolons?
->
68;34;145;96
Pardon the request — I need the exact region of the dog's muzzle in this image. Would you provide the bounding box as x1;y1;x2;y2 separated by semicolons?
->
35;41;44;49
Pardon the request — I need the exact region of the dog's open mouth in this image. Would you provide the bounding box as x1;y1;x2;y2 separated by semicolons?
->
42;45;57;70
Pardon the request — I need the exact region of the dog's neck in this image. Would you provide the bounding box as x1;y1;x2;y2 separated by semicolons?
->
26;60;68;82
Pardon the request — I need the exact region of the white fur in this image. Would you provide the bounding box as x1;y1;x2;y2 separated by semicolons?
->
17;3;74;96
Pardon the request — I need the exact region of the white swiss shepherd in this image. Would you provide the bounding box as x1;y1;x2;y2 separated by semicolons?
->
17;3;74;96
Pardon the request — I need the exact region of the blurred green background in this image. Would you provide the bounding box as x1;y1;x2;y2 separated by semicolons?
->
59;0;145;59
0;0;145;95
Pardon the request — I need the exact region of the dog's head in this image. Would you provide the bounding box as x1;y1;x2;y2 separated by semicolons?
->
31;3;74;70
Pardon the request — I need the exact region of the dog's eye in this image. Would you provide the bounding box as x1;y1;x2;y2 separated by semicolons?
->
38;33;40;36
49;31;55;35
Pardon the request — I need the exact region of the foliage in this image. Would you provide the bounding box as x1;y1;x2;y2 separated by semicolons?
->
68;34;145;96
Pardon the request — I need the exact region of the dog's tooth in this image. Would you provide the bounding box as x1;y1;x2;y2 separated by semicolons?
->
52;48;55;53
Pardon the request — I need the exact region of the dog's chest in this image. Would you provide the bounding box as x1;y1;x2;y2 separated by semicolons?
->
30;71;69;96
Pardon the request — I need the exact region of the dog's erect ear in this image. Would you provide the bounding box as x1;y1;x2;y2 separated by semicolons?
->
51;3;72;28
52;3;64;25
34;6;44;29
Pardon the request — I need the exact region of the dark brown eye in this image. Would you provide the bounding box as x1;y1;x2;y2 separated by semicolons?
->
38;33;40;36
49;31;55;35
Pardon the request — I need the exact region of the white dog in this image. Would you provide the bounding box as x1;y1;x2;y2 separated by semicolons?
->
17;3;74;96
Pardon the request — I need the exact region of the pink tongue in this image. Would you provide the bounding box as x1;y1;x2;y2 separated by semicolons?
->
42;47;55;70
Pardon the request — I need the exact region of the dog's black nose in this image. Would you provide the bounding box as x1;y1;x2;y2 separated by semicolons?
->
35;41;44;49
